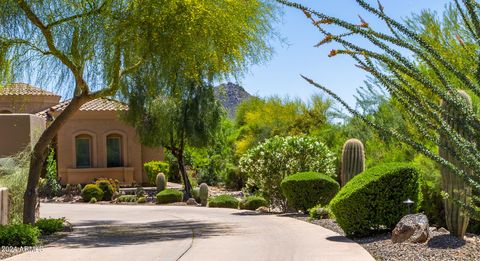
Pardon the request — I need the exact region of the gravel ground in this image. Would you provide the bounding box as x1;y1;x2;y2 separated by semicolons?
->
293;215;480;261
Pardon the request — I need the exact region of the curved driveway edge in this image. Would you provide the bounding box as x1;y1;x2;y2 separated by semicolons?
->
7;203;373;261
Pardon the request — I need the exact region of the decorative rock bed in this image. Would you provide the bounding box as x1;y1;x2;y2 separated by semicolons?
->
293;215;480;261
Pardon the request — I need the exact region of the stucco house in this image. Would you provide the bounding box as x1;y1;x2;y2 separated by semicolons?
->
0;83;163;185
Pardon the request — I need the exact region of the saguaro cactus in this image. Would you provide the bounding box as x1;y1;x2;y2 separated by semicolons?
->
199;183;209;206
156;173;166;192
439;90;472;238
0;187;8;225
340;139;365;186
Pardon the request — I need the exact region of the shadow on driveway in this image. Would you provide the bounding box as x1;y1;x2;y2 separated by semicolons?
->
53;219;234;249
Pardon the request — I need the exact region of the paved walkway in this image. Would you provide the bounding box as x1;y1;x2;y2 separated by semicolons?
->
7;203;373;261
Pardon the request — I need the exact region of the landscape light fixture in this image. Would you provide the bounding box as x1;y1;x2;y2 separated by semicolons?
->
403;198;414;214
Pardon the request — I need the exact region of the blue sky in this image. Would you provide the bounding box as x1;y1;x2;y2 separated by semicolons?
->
239;0;451;107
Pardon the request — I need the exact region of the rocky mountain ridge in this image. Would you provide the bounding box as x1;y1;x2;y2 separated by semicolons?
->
214;82;252;118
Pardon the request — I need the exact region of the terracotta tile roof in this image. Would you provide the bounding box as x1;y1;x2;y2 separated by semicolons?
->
36;98;128;118
0;83;60;97
79;98;129;111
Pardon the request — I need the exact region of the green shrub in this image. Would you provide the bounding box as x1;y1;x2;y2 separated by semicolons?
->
118;195;137;203
35;218;64;235
135;186;146;197
65;184;82;196
188;172;198;188
281;172;339;213
420;178;445;227
413;154;445;228
208;195;239;209
192;188;201;203
329;163;421;237
144;161;170;185
165;151;181;182
137;197;146;203
0;149;30;223
156;189;183;204
38;148;61;198
0;224;40;246
308;204;333;220
239;196;268;210
197;169;219;186
222;165;245;190
239;136;336;209
468;220;480;234
81;184;104;202
89;197;97;204
95;178;116;201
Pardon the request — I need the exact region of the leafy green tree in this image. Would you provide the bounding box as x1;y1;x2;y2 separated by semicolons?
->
121;0;276;198
277;0;480;224
1;0;148;224
124;79;222;198
186;117;238;186
0;0;275;224
38;148;61;198
235;97;302;155
235;95;333;155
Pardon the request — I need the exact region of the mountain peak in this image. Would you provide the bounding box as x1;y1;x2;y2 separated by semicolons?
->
215;82;252;118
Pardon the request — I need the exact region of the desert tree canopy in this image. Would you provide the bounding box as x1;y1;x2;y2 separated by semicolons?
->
0;0;276;224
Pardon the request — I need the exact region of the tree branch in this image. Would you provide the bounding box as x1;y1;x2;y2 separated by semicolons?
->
16;0;88;93
46;1;108;29
0;37;52;55
90;56;144;99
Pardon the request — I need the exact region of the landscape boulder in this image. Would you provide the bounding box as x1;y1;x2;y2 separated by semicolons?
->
392;213;430;243
186;198;199;206
255;206;269;214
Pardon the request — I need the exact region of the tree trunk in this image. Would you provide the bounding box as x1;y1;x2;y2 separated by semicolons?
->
23;95;92;225
176;153;192;200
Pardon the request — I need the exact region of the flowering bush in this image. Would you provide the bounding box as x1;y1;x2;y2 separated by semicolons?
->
239;136;335;209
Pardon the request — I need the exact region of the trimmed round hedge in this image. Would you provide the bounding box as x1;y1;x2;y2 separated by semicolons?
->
81;184;104;202
95;179;115;201
208;195;239;209
156;189;184;204
280;172;339;213
239;196;268;210
329;163;421;237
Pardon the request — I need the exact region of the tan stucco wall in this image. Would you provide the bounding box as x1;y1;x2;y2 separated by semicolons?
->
0;114;45;158
0;95;60;114
56;110;163;185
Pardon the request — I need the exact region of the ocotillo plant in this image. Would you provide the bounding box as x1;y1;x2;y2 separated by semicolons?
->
439;90;472;238
276;0;480;219
340;139;365;186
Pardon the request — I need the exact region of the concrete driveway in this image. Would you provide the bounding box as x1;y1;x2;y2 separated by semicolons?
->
7;203;373;261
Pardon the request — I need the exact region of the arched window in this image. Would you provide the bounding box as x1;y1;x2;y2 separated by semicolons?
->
106;134;122;167
75;135;92;168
